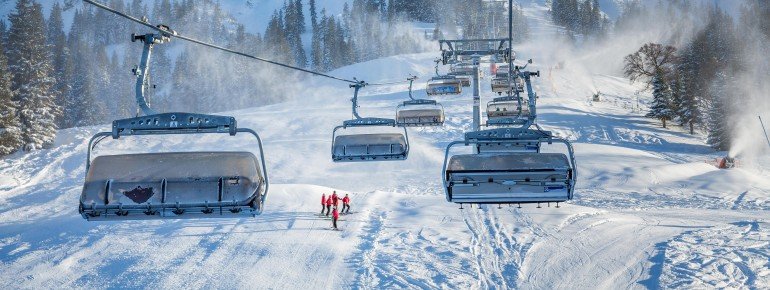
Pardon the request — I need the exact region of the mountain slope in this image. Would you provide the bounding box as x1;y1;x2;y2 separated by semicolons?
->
0;1;768;289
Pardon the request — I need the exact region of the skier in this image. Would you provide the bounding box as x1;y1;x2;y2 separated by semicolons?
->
331;206;340;230
342;194;350;214
320;193;326;215
325;195;333;216
331;191;339;208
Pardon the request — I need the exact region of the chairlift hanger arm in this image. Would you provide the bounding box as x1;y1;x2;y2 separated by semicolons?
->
407;76;417;100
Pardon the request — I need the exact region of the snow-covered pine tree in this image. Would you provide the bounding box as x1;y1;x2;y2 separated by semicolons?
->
578;0;591;35
47;2;70;128
645;70;673;128
7;0;59;150
0;20;7;47
676;73;700;134
705;73;731;150
0;40;22;156
285;0;306;67
668;74;683;125
310;3;322;70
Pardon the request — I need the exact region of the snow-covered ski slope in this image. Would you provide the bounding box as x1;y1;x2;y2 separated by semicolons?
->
2;2;770;289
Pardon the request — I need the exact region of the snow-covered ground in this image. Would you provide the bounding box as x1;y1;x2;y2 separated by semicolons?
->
1;1;769;289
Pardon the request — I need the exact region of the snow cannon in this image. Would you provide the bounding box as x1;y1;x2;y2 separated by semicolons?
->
713;156;737;169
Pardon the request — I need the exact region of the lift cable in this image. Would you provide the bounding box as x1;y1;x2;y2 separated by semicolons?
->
83;0;410;87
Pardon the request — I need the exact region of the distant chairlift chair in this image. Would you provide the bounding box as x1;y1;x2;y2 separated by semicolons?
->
491;76;512;94
442;128;577;205
332;81;410;162
487;97;530;120
427;75;463;96
395;76;445;127
449;63;474;87
427;58;463;96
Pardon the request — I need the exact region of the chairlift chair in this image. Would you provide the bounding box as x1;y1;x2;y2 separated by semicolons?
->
452;75;471;87
426;75;463;95
491;77;512;94
395;76;445;127
428;58;463;95
80;113;269;220
442;128;577;204
396;100;445;127
449;64;474;87
332;82;410;162
79;30;269;221
487;97;529;120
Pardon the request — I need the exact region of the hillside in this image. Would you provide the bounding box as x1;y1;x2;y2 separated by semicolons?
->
0;1;769;289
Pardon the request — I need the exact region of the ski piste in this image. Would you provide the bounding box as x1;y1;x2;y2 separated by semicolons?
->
0;0;768;288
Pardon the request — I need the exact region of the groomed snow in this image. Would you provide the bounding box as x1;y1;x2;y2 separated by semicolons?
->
0;1;768;289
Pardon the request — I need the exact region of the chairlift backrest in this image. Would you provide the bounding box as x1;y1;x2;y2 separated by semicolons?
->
396;99;445;127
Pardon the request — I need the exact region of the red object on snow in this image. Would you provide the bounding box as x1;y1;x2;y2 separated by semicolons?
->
713;157;737;169
342;196;350;205
332;192;338;205
321;194;326;204
332;208;339;220
325;196;333;206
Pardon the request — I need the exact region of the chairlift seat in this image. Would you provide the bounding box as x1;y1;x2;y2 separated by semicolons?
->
445;153;572;204
80;151;265;220
333;133;407;161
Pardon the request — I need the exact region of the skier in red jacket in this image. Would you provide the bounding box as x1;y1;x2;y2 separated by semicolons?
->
320;193;326;215
331;191;339;208
342;194;351;214
331;206;340;230
325;195;333;216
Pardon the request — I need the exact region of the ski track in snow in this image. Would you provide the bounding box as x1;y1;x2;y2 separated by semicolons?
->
1;1;769;289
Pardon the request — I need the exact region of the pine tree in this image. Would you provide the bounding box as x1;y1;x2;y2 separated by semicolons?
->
7;0;58;150
309;0;318;31
668;74;682;125
47;2;70;128
645;70;673;128
676;74;699;134
705;74;731;150
0;40;22;155
0;20;7;47
310;0;323;69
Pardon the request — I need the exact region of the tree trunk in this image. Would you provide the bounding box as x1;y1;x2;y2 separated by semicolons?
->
661;118;667;129
689;122;694;134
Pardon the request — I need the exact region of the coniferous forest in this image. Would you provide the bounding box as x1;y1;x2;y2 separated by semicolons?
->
0;0;767;156
0;0;526;156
